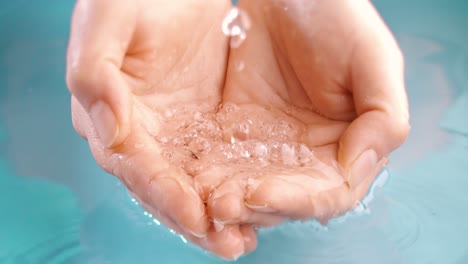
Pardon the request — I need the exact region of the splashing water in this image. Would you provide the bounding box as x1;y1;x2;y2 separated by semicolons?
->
155;103;344;191
222;7;251;48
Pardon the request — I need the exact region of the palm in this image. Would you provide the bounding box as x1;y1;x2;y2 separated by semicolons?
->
70;0;258;258
200;0;376;225
122;0;229;125
70;0;404;258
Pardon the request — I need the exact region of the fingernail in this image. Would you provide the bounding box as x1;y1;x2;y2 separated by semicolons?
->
348;149;378;189
244;203;278;213
213;219;225;232
189;230;206;238
231;251;244;261
89;101;119;147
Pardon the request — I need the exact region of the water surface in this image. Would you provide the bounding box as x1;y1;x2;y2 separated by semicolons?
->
0;0;467;263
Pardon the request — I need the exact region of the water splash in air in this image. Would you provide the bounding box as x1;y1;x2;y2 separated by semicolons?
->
222;7;251;48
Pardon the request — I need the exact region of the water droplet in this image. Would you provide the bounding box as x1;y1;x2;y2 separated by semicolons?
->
353;201;370;215
234;60;245;72
281;143;297;165
222;7;251;48
179;235;188;244
254;142;268;159
224;150;234;159
188;137;211;154
163;108;176;119
241;149;251;158
269;142;282;162
153;219;161;225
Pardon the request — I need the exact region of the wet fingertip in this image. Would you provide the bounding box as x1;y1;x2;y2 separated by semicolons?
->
348;149;379;189
240;225;258;254
208;193;243;224
317;216;330;226
189;230;206;238
208;226;246;261
153;177;210;238
185;215;209;238
244;179;281;213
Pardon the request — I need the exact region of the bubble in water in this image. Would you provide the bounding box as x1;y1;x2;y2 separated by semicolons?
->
222;7;251;48
224;150;234;159
271;119;294;139
188;137;211;154
281;143;297;165
254;142;268;159
268;142;283;162
220;102;239;114
240;148;251;158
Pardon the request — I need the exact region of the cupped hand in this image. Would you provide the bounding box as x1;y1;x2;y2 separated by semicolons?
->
66;0;256;259
204;0;410;227
66;0;410;259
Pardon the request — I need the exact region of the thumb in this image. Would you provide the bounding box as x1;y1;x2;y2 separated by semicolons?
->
66;0;136;147
338;2;410;189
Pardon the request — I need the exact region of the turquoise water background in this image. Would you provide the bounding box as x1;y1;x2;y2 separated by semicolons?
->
1;0;467;263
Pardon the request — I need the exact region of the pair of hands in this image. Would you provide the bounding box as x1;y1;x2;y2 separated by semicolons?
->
66;0;409;260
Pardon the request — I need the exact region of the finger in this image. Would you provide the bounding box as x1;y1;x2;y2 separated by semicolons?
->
193;164;238;201
338;1;410;189
244;149;385;224
244;161;347;221
201;225;248;260
134;195;249;260
352;158;387;202
207;172;286;227
71;96;87;139
66;0;137;147
240;225;258;255
75;103;210;238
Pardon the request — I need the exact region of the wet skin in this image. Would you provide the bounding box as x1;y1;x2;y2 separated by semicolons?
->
67;0;409;259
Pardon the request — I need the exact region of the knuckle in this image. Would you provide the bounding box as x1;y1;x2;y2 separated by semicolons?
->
388;112;411;145
66;56;105;107
209;194;241;223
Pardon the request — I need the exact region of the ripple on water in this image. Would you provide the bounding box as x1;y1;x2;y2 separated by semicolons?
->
384;197;422;251
240;170;405;264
